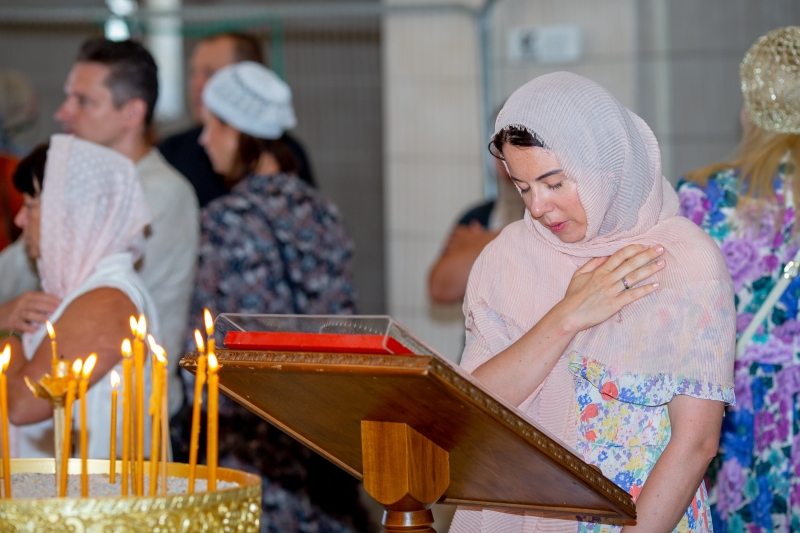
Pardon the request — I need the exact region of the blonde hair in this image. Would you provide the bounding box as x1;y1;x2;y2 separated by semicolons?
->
685;124;800;223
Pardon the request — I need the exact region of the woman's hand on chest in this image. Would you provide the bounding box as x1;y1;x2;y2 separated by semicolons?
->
556;244;666;334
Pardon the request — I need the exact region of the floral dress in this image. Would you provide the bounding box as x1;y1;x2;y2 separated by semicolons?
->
570;355;713;532
678;163;800;533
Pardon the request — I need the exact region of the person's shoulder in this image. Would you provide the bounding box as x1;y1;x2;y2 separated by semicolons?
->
470;220;528;272
677;167;740;227
139;150;199;205
661;216;730;273
158;126;202;153
265;172;342;216
490;218;528;246
457;200;495;228
463;220;533;310
142;149;191;185
678;166;738;190
202;178;264;230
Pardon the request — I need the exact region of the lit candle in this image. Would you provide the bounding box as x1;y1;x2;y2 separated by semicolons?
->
204;309;215;356
160;355;168;495
0;345;11;499
147;334;157;392
206;351;219;492
120;339;132;496
109;370;120;485
79;353;97;497
133;315;146;496
60;358;81;497
46;320;57;375
188;330;206;494
147;342;164;496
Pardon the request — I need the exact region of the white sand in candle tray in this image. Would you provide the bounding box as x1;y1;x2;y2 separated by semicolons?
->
7;473;239;499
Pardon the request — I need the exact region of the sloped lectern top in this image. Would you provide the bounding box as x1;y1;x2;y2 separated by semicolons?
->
181;314;635;522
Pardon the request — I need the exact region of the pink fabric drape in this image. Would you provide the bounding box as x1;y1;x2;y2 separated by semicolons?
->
37;134;150;299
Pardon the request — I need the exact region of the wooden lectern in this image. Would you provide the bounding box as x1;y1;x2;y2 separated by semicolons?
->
180;315;635;532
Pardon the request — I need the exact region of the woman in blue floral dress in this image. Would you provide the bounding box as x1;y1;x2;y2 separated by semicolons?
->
677;26;800;533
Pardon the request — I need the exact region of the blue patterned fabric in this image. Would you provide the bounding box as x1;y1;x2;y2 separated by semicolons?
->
678;163;800;533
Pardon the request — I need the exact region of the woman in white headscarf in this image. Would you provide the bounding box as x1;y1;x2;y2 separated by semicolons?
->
185;61;365;532
4;134;155;459
449;72;736;533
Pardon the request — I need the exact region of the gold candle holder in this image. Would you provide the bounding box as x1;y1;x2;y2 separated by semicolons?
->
24;359;71;495
0;459;261;532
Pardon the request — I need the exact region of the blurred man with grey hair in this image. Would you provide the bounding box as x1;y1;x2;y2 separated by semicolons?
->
159;32;314;207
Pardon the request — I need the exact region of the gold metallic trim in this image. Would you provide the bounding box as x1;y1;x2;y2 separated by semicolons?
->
429;358;636;519
0;459;261;532
182;349;432;369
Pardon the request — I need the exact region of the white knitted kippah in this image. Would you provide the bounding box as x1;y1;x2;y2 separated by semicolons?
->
202;61;297;139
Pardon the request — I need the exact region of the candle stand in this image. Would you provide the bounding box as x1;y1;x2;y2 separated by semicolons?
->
0;459;261;531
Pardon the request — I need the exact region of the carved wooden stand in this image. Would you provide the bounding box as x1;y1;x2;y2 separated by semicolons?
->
361;421;450;533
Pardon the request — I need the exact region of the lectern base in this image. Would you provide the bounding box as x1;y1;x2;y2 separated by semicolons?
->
382;509;436;532
361;421;450;533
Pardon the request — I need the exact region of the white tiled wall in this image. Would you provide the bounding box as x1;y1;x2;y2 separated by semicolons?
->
489;0;639;112
383;0;484;361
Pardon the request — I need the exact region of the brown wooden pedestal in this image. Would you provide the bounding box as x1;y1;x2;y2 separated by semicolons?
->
361;421;450;533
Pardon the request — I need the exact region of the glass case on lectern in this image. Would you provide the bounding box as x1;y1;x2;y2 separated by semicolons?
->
214;314;436;356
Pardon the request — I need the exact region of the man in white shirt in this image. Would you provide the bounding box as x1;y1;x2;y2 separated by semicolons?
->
0;39;199;421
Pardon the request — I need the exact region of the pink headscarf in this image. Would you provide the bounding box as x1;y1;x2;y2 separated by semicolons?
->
461;72;736;450
38;134;150;298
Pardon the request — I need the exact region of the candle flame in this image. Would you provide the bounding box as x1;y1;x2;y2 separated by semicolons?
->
155;349;166;364
46;320;56;340
72;358;83;377
129;316;137;336
110;370;120;388
204;309;213;336
147;334;158;353
136;315;146;339
208;351;218;371
194;329;204;352
121;339;132;357
82;353;97;378
0;344;9;371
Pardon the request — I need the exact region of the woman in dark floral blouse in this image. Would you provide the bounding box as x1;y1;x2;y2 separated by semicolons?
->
183;61;366;533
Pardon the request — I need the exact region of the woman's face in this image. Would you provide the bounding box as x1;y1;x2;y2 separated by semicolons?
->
14;193;41;259
199;110;240;177
502;144;587;243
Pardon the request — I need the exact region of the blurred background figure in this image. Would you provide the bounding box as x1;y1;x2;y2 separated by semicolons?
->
677;26;800;532
184;60;364;533
53;38;199;426
0;70;38;253
190;60;356;325
159;32;315;207
6;134;156;459
428;152;525;304
0;38;199;441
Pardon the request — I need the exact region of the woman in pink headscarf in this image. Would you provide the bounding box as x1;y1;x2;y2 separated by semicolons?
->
450;73;736;533
2;134;156;459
